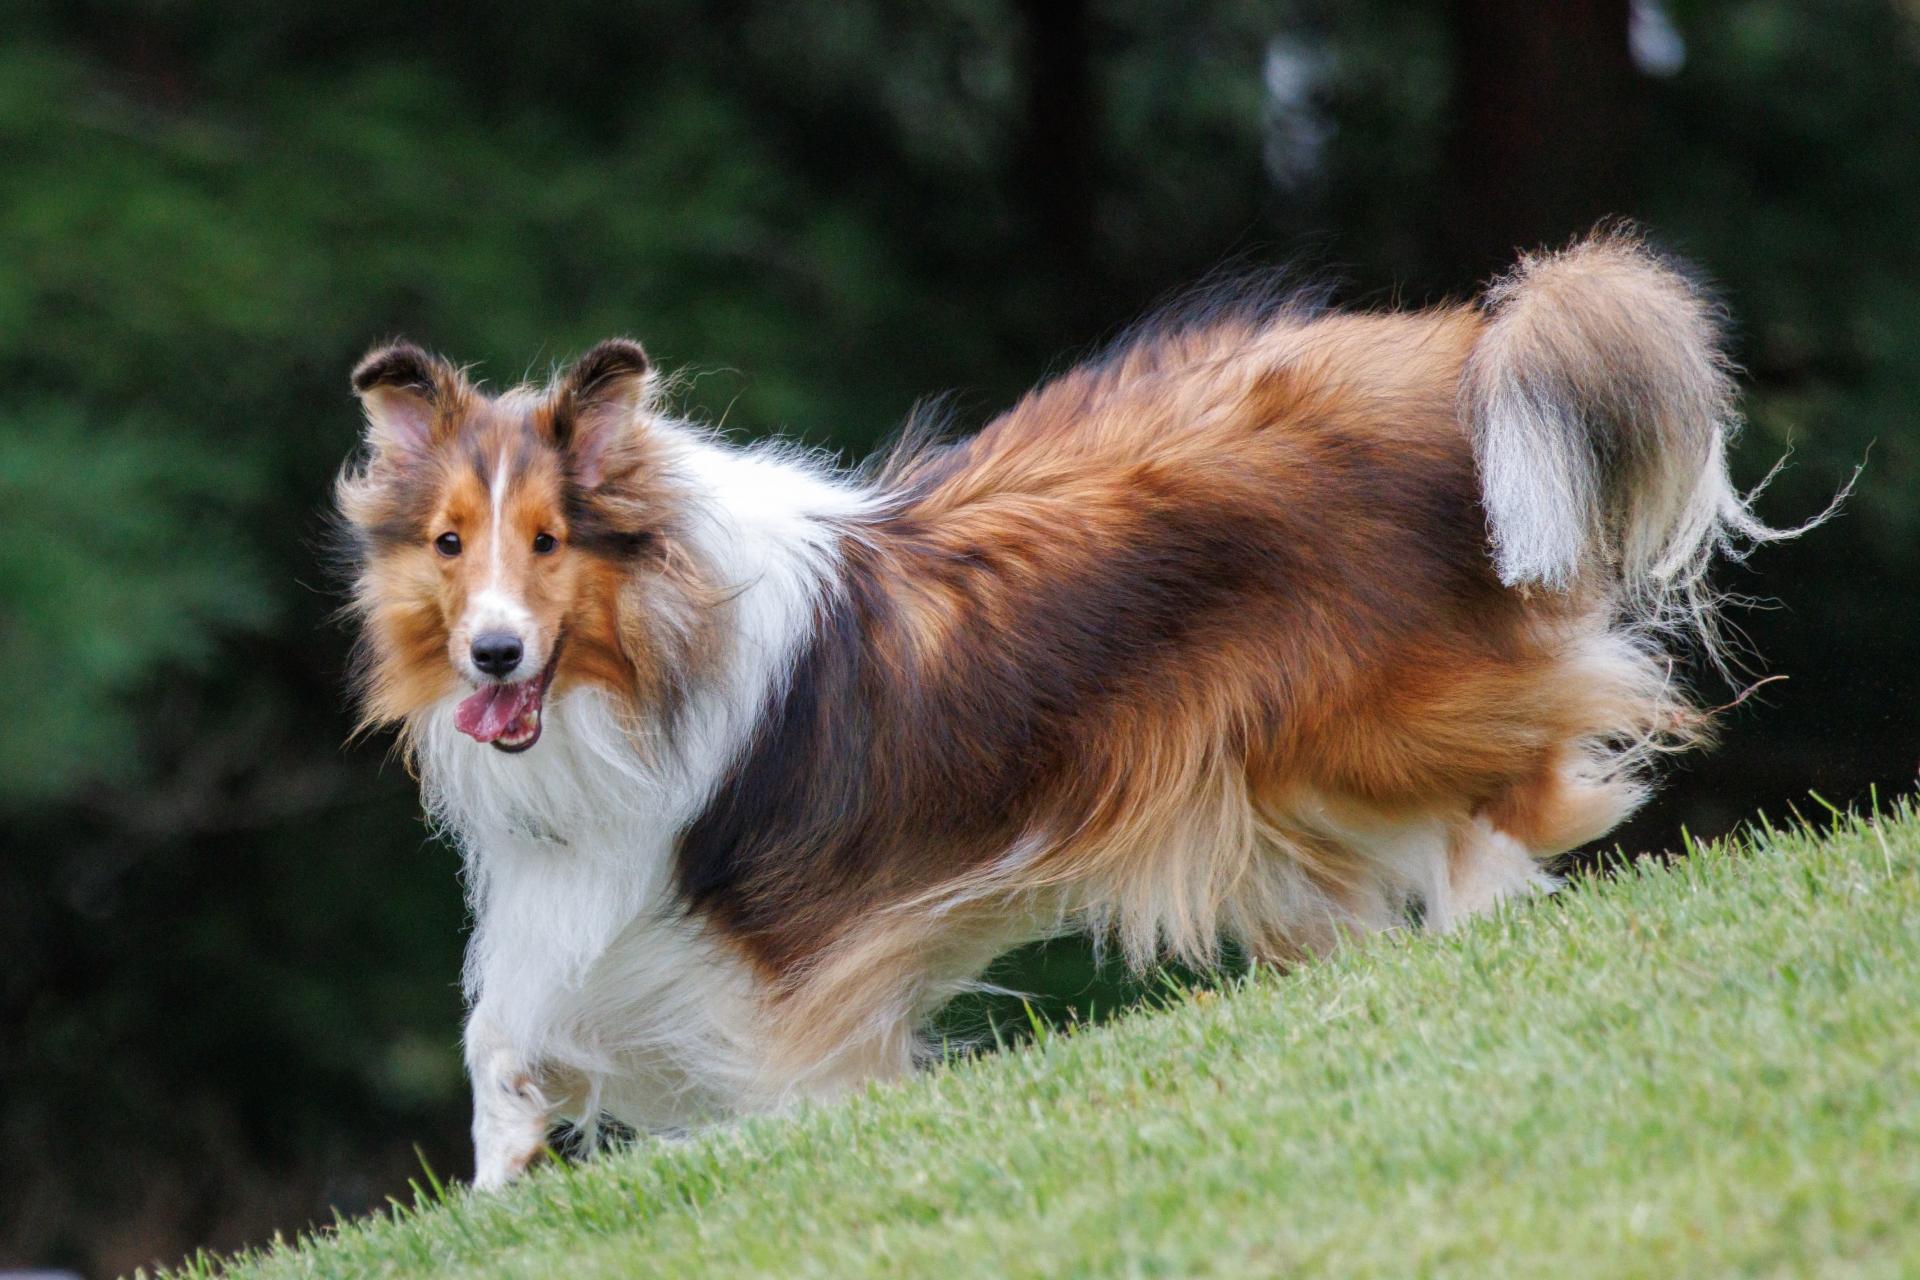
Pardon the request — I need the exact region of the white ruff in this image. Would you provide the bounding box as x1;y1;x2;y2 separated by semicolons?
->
413;423;870;1133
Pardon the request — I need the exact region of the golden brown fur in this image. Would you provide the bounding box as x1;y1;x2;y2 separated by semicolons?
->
675;300;1703;1078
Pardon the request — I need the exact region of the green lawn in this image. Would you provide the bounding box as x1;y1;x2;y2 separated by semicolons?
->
170;798;1920;1279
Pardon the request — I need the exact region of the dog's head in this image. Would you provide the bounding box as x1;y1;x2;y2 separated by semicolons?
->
335;339;710;752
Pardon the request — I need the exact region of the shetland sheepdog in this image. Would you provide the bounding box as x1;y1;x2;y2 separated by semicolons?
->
336;231;1799;1187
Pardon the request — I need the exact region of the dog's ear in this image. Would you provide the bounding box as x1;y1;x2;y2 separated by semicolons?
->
553;338;653;488
351;342;462;463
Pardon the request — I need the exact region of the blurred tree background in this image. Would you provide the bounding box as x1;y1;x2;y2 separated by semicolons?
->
2;0;1914;1273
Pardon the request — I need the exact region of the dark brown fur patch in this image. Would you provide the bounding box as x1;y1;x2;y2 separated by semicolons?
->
351;341;454;398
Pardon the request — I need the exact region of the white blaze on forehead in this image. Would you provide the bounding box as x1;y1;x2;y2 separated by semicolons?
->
489;451;510;589
469;449;533;635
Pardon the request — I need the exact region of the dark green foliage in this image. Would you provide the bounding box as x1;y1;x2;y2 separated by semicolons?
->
1;2;1915;1273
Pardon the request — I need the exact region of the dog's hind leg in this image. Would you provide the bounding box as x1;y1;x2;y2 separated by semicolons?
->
1429;753;1645;931
1424;815;1557;932
1482;749;1647;861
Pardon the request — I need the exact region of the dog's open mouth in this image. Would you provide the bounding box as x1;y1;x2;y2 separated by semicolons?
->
454;652;560;753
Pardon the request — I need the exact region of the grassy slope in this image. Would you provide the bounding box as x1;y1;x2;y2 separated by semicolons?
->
174;801;1920;1280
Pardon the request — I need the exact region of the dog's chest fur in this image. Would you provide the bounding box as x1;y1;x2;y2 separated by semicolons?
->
411;689;772;1127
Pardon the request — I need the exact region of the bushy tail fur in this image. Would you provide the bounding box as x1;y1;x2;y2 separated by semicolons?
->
1460;228;1808;650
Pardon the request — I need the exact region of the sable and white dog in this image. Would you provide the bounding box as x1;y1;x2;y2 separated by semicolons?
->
336;232;1795;1187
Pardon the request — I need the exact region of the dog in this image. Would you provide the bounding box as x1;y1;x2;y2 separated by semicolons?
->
335;230;1798;1187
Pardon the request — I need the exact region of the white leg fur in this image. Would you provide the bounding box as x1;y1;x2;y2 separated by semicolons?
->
466;1017;562;1191
1428;817;1559;932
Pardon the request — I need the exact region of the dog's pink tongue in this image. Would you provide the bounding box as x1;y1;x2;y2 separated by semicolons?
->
455;683;534;743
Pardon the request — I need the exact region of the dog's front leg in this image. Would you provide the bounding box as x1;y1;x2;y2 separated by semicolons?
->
464;1014;566;1191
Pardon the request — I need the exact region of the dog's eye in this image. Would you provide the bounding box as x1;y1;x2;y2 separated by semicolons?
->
532;532;558;555
434;532;462;557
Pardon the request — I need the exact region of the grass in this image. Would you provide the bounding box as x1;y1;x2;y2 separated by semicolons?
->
168;798;1920;1279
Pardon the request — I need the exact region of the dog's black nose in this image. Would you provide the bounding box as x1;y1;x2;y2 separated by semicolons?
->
471;633;524;678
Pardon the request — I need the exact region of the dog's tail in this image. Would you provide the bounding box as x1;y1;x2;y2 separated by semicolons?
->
1459;228;1820;649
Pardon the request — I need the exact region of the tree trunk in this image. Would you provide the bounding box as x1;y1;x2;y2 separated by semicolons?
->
1015;0;1100;295
1447;0;1639;279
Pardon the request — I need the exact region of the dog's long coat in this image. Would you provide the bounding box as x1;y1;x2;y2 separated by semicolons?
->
336;233;1781;1186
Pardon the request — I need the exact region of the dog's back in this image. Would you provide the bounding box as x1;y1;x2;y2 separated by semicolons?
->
686;234;1766;1074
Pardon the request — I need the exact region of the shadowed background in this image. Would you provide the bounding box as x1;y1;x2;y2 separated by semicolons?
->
2;1;1915;1273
